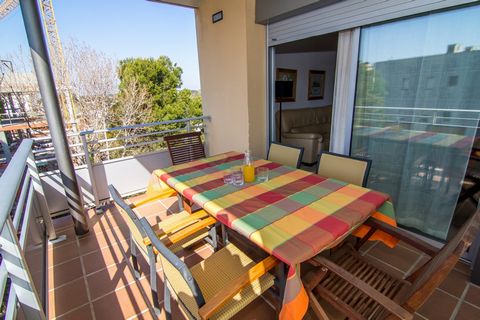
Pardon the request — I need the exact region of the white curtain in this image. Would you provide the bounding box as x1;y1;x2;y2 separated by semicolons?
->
330;28;360;155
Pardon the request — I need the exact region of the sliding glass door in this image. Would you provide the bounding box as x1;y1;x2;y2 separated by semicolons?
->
351;5;480;240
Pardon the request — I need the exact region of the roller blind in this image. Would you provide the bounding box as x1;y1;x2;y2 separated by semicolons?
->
267;0;476;46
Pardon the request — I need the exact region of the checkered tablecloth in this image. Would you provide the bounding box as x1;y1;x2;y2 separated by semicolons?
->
148;151;395;319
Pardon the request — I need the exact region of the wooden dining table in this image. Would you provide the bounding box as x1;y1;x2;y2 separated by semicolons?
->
147;151;396;320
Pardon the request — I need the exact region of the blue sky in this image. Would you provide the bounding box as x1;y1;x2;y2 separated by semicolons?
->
0;0;201;89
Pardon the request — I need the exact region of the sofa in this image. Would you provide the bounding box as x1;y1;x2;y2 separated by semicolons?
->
276;106;332;164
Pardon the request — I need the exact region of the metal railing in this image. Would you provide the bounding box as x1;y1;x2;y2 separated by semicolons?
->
355;106;480;130
0;139;56;320
33;116;209;166
0;111;46;126
33;116;210;208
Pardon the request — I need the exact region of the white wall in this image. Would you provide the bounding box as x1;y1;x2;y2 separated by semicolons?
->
275;51;336;109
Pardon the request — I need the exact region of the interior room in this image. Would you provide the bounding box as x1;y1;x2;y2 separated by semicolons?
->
272;32;338;165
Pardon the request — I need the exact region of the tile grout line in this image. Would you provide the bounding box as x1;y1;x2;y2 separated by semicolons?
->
437;287;466;300
449;283;470;320
403;253;426;278
47;237;77;251
365;252;406;274
88;275;151;304
48;254;82;269
462;299;480;311
82;243;213;309
48;275;84;293
360;240;378;256
468;281;480;289
127;308;153;320
397;242;428;255
50;301;92;320
77;238;129;258
48;257;128;293
116;226;158;319
414;312;429;319
49;233;129;269
52;204;212;319
76;235;97;320
83;259;128;277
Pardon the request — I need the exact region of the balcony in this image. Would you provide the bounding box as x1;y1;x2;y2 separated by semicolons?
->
46;201;480;320
1;117;480;320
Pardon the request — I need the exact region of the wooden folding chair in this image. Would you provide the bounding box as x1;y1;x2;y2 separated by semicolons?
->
108;184;218;315
303;209;480;320
140;217;278;320
164;131;206;165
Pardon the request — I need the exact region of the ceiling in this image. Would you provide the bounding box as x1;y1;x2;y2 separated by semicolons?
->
274;32;338;54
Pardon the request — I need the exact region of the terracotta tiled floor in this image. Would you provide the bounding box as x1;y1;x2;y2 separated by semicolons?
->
48;197;480;319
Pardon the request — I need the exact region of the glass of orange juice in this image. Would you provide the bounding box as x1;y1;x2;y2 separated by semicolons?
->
243;164;255;182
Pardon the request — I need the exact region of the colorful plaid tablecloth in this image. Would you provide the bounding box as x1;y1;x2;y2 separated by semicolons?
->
148;151;396;320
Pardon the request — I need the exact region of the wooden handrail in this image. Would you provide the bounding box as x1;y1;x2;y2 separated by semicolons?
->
363;217;439;256
198;255;279;320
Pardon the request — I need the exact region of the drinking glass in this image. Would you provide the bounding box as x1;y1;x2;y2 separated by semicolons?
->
256;167;269;182
223;168;233;184
232;167;244;186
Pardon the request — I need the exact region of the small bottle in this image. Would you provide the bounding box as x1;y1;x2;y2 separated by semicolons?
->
243;150;255;183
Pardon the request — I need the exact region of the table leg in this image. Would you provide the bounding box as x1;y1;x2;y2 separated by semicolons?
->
275;262;288;314
221;224;229;245
180;195;193;214
177;193;184;211
472;233;480;285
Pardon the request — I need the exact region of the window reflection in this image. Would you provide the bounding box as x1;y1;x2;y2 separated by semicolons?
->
351;5;480;240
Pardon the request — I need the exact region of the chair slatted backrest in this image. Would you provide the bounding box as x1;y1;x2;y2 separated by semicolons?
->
317;151;372;187
164;132;206;165
267;143;304;168
405;209;480;308
139;217;205;319
108;185;147;252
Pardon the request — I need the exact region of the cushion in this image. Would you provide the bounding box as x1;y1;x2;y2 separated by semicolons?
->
190;244;275;320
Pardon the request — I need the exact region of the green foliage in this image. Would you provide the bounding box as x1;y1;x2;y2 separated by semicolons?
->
118;56;202;121
162;89;203;120
355;63;387;106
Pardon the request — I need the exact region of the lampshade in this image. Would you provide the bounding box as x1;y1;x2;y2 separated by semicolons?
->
275;80;293;99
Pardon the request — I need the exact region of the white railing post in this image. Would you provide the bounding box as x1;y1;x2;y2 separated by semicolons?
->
0;219;46;320
80;132;101;211
27;150;57;241
203;117;210;156
0;139;47;319
1;132;12;163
